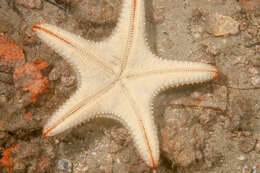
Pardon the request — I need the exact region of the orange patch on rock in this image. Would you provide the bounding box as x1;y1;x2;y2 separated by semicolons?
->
193;97;206;105
161;133;169;149
0;35;25;64
0;144;19;173
13;58;50;102
24;113;33;118
34;58;49;70
0;35;14;44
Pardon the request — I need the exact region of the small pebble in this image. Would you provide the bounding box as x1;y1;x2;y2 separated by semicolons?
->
233;56;246;64
237;155;247;161
242;165;250;173
206;13;240;36
116;158;120;163
255;141;260;153
48;67;61;81
251;76;260;86
248;67;259;76
153;8;165;24
57;159;72;173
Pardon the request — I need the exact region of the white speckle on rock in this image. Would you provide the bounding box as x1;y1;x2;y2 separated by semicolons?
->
251;76;260;86
116;158;120;163
237;155;247;161
248;67;259;76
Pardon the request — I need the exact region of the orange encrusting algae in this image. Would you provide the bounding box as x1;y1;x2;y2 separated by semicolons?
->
24;113;33;119
13;58;50;102
0;144;19;173
0;35;25;64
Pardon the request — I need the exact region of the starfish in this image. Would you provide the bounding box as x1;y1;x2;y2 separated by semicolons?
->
32;0;218;170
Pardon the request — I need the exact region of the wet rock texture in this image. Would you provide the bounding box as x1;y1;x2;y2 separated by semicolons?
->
0;0;260;173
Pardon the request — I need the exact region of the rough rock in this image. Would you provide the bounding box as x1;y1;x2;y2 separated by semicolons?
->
239;137;256;153
16;0;43;9
73;0;120;24
206;13;240;36
192;85;228;112
160;105;222;167
12;139;55;173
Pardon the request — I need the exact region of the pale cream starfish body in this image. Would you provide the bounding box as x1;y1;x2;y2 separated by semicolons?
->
33;0;218;169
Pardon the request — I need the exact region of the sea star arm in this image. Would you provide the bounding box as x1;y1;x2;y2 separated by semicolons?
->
32;23;117;76
42;80;115;137
97;0;147;71
124;31;218;85
125;57;218;86
104;0;146;48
